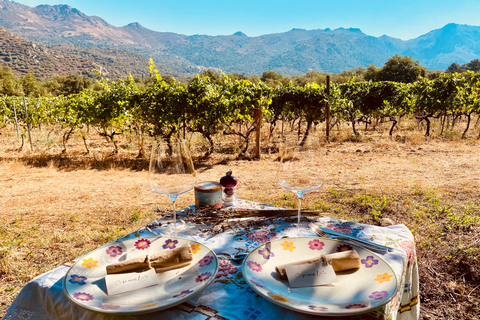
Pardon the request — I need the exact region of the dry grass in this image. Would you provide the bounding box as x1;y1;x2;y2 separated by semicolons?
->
1;121;480;319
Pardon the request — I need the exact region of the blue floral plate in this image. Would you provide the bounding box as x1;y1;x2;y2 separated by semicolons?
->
242;237;398;317
63;237;218;315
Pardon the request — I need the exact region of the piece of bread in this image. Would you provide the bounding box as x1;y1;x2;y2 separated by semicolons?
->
106;243;194;275
275;250;361;280
105;255;151;274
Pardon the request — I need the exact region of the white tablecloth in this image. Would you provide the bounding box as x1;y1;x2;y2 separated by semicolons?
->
5;201;419;320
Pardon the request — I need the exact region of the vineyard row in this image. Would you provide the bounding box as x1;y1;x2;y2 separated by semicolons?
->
1;70;480;156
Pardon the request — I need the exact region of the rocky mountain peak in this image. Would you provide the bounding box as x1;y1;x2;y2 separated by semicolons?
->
233;31;247;37
33;4;86;20
125;22;144;29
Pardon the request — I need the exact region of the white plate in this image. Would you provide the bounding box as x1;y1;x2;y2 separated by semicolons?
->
242;237;398;317
63;237;218;315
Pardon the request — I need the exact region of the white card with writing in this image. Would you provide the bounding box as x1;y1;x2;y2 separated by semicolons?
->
284;261;338;288
105;268;159;295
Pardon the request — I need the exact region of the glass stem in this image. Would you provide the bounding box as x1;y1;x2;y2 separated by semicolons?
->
172;199;177;237
297;195;303;236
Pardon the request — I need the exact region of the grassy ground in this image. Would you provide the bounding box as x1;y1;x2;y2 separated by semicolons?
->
1;122;479;319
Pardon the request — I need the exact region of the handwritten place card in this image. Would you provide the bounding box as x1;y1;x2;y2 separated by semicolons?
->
105;268;159;295
284;261;338;288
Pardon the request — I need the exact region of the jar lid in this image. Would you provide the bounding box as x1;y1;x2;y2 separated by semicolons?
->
195;181;222;193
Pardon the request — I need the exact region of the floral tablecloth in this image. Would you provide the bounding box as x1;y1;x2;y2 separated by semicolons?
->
4;200;419;320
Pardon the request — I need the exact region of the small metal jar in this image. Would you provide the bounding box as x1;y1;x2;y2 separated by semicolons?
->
194;181;222;209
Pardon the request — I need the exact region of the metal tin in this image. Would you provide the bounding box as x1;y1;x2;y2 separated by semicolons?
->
194;181;222;209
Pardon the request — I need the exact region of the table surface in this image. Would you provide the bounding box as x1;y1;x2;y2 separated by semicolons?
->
4;200;419;320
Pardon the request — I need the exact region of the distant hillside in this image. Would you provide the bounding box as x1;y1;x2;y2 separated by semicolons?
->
0;25;110;78
49;45;158;79
1;0;480;77
0;1;138;47
404;23;480;71
0;25;166;79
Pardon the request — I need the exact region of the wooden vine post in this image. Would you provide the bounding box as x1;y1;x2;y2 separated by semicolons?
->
325;75;331;142
254;89;262;159
13;101;20;139
23;97;34;150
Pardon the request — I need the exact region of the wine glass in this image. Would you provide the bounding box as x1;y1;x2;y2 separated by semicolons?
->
148;138;197;236
277;135;324;235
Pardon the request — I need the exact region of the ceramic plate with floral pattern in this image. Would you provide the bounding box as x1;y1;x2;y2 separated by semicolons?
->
63;237;218;315
242;237;398;317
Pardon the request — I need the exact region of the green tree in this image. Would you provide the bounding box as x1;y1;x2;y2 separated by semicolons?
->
291;71;327;86
427;70;443;80
260;70;287;87
227;73;248;81
0;66;23;96
376;54;427;83
195;70;226;86
445;62;465;74
339;67;367;81
21;73;46;97
465;59;480;72
364;64;381;82
56;75;95;95
44;78;61;96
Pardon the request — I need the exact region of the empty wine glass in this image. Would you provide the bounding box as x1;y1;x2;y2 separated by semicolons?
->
149;138;197;236
277;135;324;235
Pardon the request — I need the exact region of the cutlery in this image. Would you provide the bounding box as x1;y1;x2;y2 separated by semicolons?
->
232;253;248;263
216;252;248;264
189;208;326;218
308;223;392;254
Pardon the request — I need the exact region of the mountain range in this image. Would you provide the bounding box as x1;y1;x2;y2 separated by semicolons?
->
1;0;480;78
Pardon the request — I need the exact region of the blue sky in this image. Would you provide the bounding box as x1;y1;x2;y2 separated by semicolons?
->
12;0;480;40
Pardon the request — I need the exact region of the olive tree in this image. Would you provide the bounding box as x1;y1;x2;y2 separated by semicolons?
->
374;54;427;83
